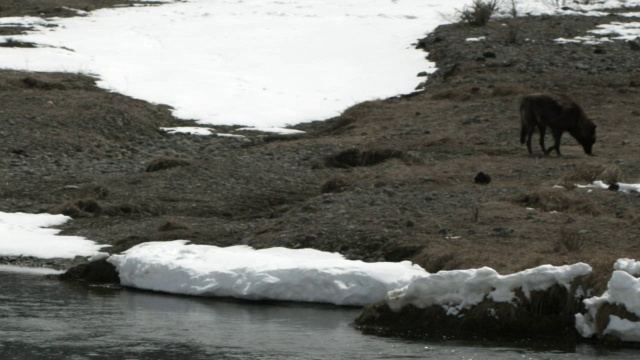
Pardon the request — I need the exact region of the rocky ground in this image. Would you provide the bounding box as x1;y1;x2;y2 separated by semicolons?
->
1;1;640;294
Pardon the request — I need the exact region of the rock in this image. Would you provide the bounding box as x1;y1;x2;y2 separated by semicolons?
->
354;283;586;342
575;62;590;70
629;37;640;51
58;258;120;284
474;172;491;185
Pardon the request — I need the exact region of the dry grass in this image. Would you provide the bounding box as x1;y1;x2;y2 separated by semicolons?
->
159;218;191;232
554;227;585;253
146;156;191;172
430;87;475;101
414;252;462;273
490;84;532;97
595;303;640;335
324;148;404;168
516;188;602;216
50;198;101;218
320;177;349;194
558;163;623;187
80;183;110;199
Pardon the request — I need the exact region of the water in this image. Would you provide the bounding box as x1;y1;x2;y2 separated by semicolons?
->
0;268;637;360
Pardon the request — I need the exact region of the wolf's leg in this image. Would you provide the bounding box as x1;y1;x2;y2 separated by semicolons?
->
521;108;535;154
538;125;548;155
549;129;563;156
525;126;535;154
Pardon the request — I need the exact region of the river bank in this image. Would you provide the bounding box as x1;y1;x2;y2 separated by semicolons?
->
2;0;640;346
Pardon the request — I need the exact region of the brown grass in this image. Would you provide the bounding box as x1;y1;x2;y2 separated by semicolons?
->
554;227;585;253
595;302;640;336
491;84;532;97
159;218;191;232
80;183;110;199
146;156;191;172
516;188;602;216
559;163;623;187
324;148;404;168
320;177;349;194
413;252;462;273
430;87;474;101
50;198;101;218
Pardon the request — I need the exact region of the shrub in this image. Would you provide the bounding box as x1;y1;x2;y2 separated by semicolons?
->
458;0;498;27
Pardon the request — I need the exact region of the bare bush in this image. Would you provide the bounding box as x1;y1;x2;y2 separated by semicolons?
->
458;0;499;27
554;228;585;253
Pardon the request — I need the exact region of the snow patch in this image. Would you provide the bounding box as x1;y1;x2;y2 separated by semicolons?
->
0;211;108;259
107;240;427;306
161;127;215;136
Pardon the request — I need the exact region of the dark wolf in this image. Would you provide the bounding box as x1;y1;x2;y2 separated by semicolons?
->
520;93;596;156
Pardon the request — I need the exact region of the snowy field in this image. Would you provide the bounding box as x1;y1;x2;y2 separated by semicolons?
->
0;0;471;130
3;0;640;342
2;0;639;130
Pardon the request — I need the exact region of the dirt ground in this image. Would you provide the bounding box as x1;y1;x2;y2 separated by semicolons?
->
2;1;640;292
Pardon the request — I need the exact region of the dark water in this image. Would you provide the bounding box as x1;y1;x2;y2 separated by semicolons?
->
0;267;638;360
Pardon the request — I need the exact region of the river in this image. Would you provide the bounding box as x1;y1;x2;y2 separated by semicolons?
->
1;267;637;360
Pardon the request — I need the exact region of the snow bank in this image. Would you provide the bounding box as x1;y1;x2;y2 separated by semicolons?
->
575;259;640;342
386;263;592;315
0;211;108;259
107;240;427;306
577;181;640;192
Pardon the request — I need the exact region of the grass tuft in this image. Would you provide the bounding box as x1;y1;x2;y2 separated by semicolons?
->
146;156;191;172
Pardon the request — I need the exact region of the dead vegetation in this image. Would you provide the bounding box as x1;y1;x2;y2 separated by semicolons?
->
159;218;191;232
50;198;102;218
559;163;623;187
554;227;586;253
145;156;192;172
323;148;405;168
516;188;602;216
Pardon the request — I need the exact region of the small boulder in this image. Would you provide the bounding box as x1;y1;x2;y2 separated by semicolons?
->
59;258;120;284
474;172;491;185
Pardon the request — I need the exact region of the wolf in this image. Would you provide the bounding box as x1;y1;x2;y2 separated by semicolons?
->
520;93;596;156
